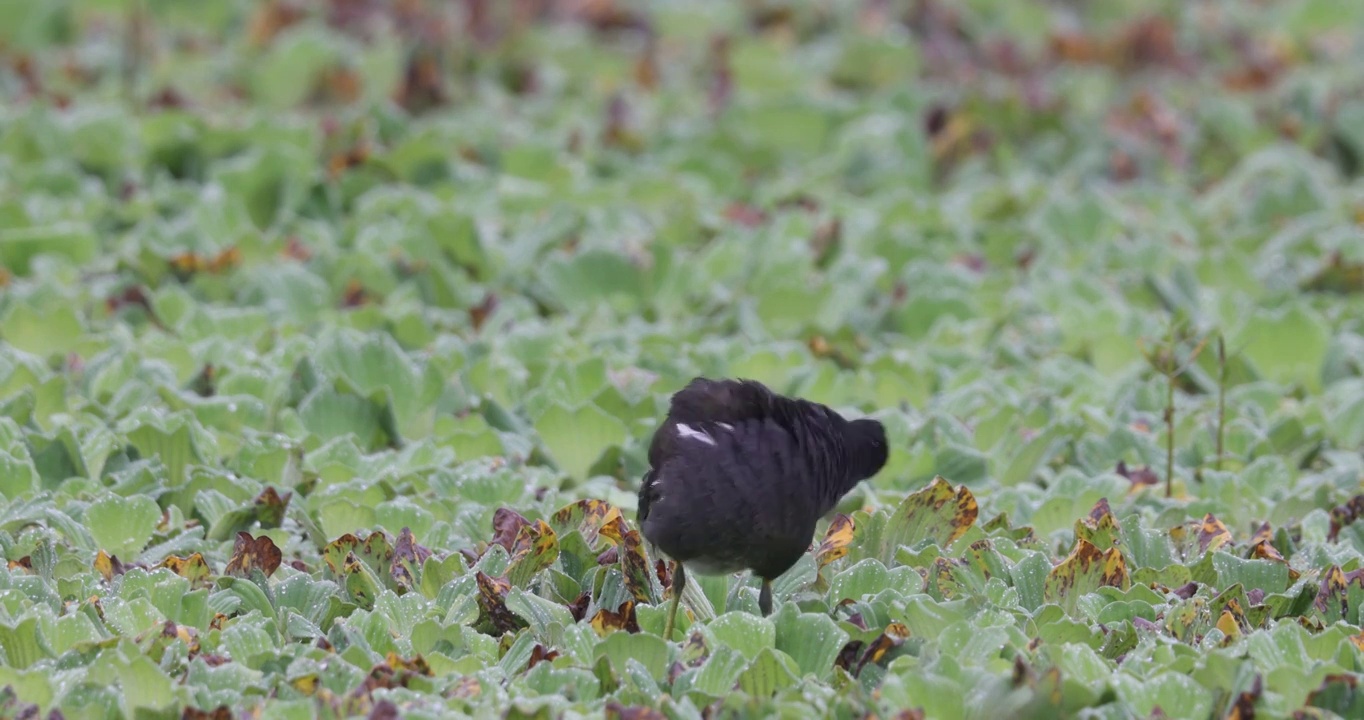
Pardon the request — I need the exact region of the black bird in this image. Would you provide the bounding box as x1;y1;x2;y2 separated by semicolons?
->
637;377;889;638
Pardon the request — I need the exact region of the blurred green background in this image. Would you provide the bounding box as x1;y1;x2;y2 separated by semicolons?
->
2;1;1364;718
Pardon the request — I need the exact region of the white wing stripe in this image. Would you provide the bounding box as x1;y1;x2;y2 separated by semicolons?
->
676;423;717;446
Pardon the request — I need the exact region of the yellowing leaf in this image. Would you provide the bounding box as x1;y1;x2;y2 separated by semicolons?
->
590;600;640;637
475;571;526;635
619;527;656;604
93;550;117;582
1216;609;1241;641
884;476;978;557
1074;497;1121;550
1044;538;1130;613
291;674;319;695
506;519;560;588
550;499;624;547
155;553;213;589
1198;513;1233;554
815;513;856;569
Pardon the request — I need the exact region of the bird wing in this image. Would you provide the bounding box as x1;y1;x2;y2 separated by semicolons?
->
647;377;791;470
638;417;822;577
663;377;777;427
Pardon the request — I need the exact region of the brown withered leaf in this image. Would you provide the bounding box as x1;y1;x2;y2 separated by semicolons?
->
1247;522;1299;582
169;247;241;279
1222;31;1294;93
602;93;643;153
187;364;216;398
1116;460;1160;487
247;0;305;46
341;279;372;308
854;622;910;676
724;201;768;228
368;700;399;720
224;532;283;578
474;571;526;635
105;285;156;318
394;49;447;113
526;644;560;671
706;33;732;116
1329;494;1364;542
834;639;864;673
160;620;201;656
654;559;673;589
604;701;667;720
94;550;128;582
589;600;640;637
254;487;292;529
326;141;370;179
569;0;652;36
1302;673;1362;716
384;651;431;677
567;592;591;622
1314;565;1350;621
811;218;842;268
1303;252;1364;295
1048;15;1185;72
469;293;499;332
634;38;659;91
597;546;619;565
1197;513;1233;554
491;507;532;552
1226;674;1263;720
182;706;234;720
282;236;313;262
815;513;856;569
315;66;362;105
390;527;432;593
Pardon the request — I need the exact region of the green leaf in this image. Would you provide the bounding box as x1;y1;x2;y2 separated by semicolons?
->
0;301;84;358
298;390;386;450
0;618;53;670
691;644;748;697
596;632;669;681
736;647;801;697
533;402;627;480
86;494;161;559
1236;304;1329;392
708;612;776;662
0;222;98;275
774;609;849;680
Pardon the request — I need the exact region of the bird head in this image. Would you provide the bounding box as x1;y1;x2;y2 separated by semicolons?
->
844;417;889;482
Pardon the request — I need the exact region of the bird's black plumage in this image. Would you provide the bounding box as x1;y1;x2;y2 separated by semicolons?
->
638;377;888;633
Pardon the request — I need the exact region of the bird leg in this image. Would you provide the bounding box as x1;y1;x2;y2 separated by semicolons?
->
759;578;773;616
663;561;686;640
